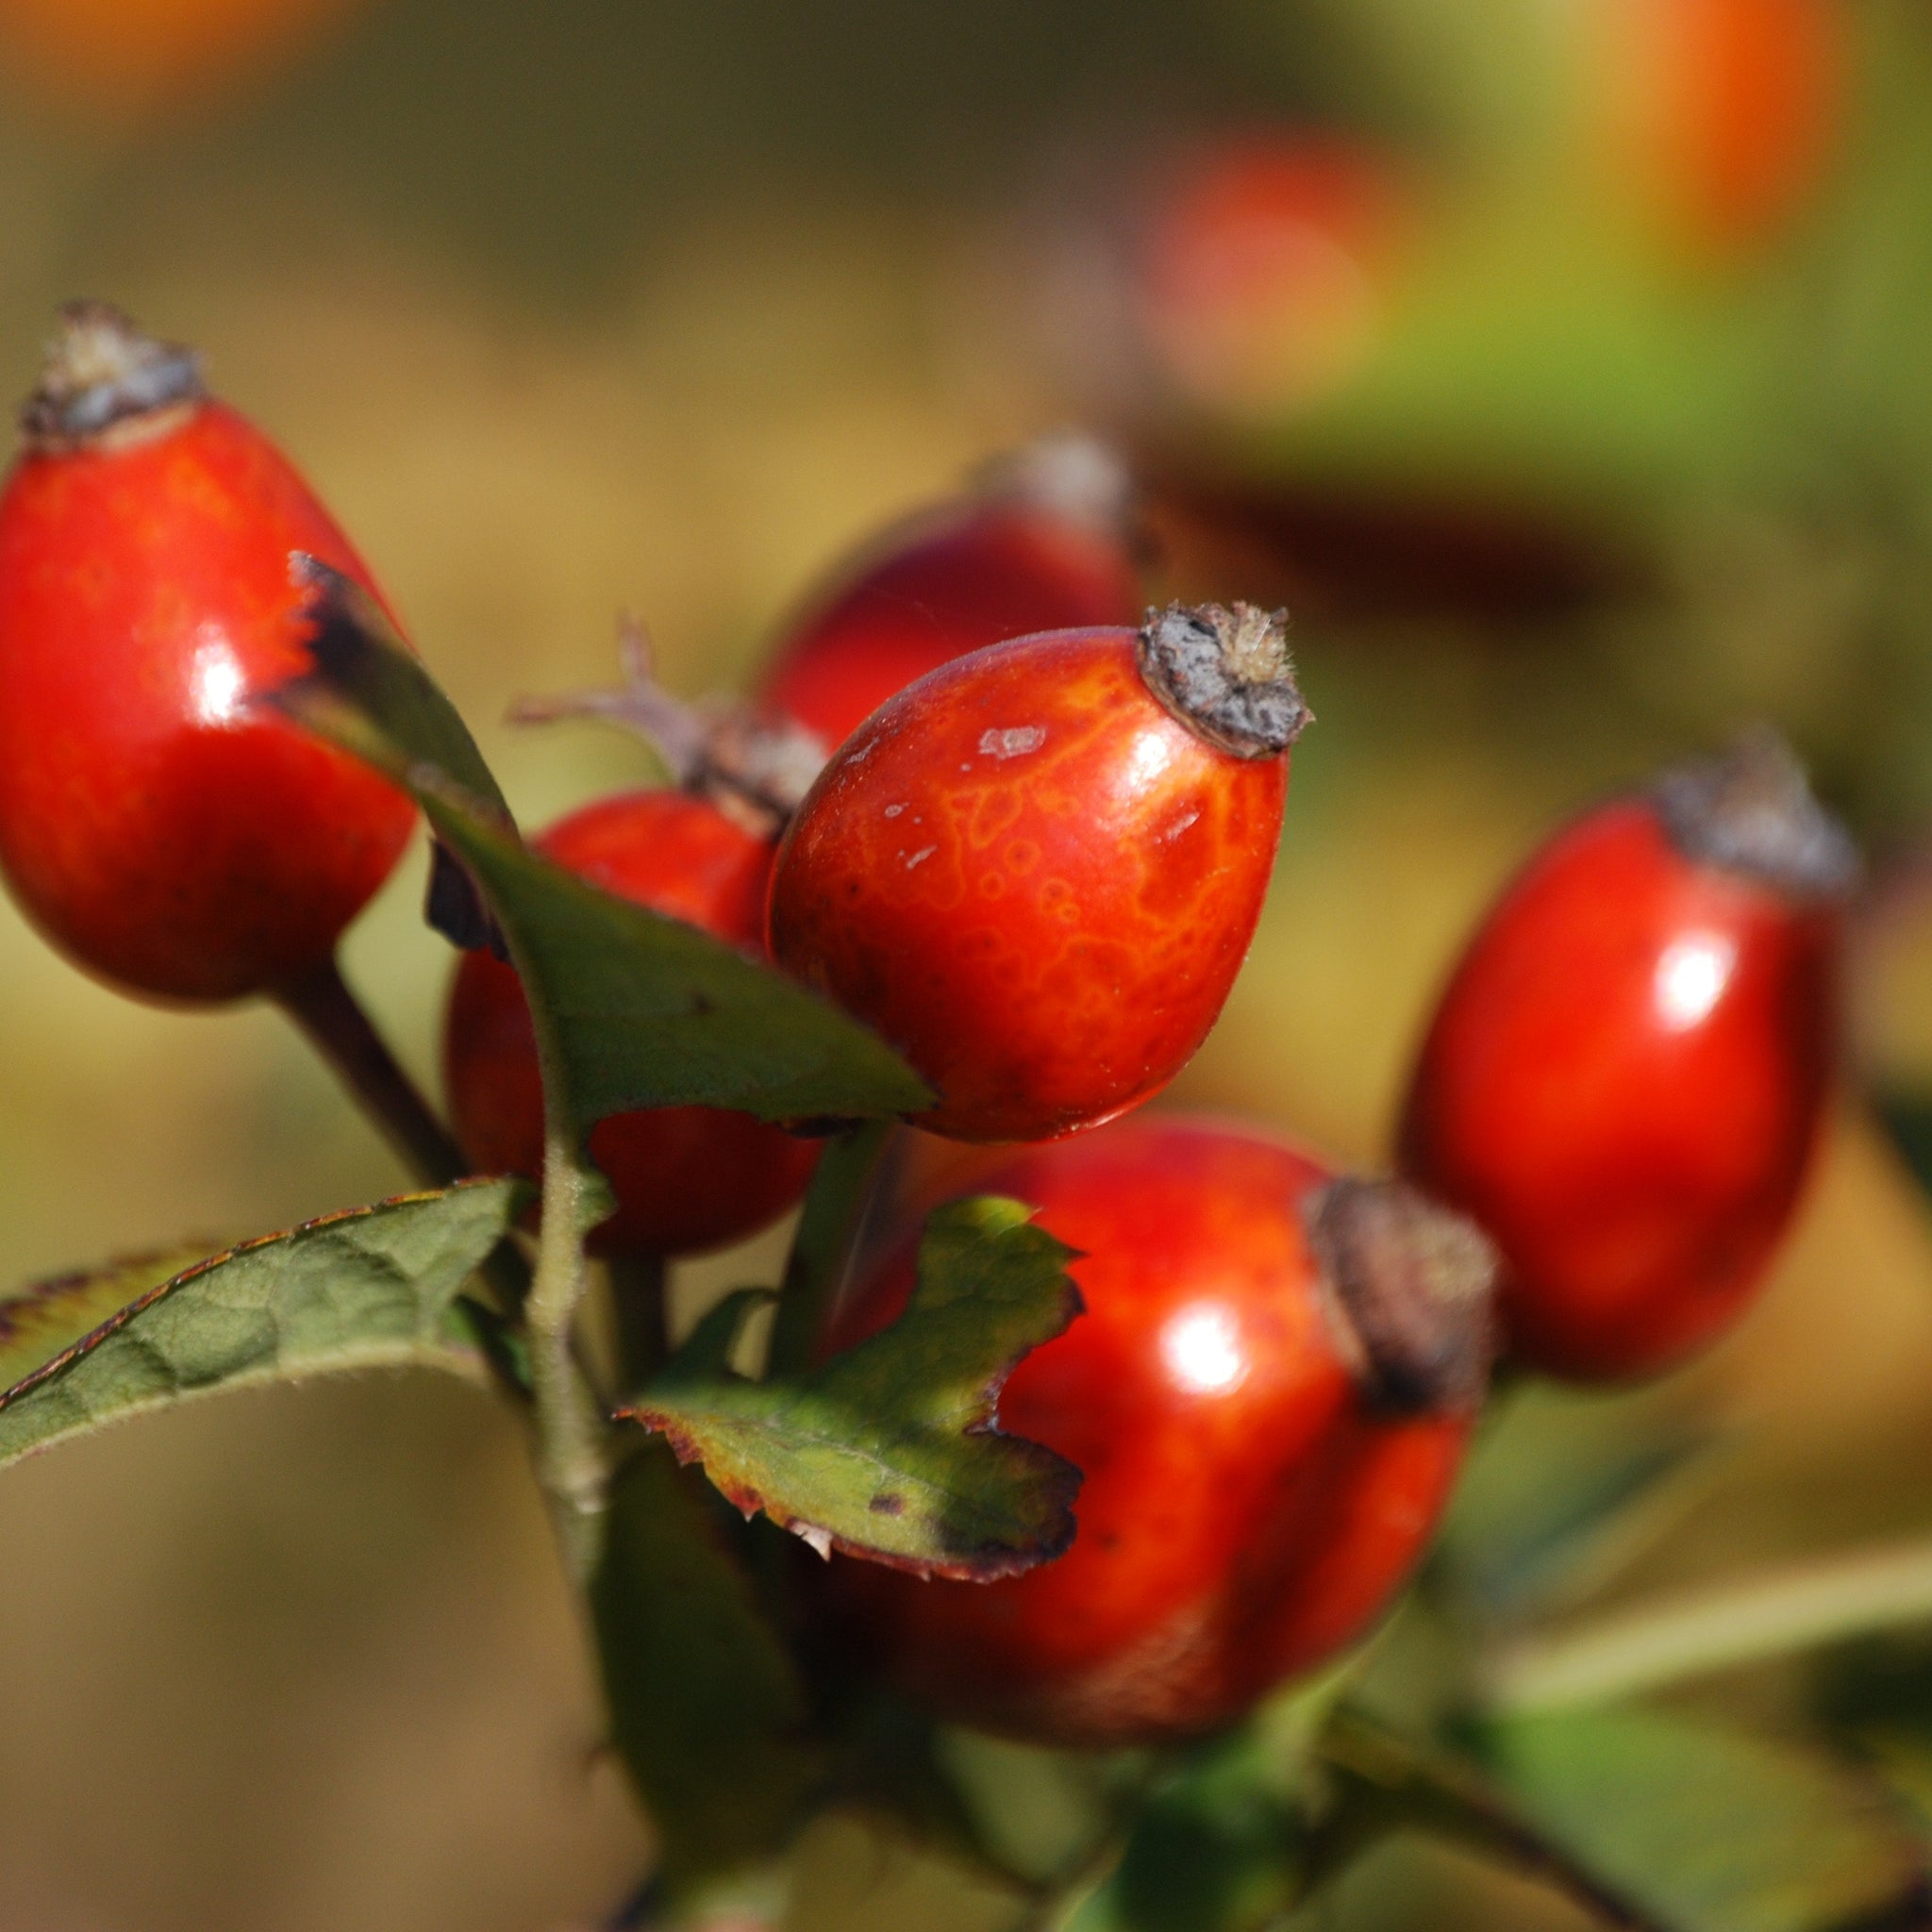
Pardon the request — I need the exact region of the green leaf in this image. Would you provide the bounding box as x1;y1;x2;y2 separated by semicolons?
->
616;1196;1083;1579
936;1731;1118;1890
0;1180;523;1470
1064;1746;1306;1932
268;580;934;1137
591;1439;819;1884
1055;1668;1357;1932
283;559;512;816
1476;1706;1923;1932
1433;1384;1722;1626
0;1243;220;1394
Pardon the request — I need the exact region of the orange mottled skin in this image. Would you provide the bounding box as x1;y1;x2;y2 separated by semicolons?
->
0;398;415;1003
767;626;1291;1143
817;1116;1474;1747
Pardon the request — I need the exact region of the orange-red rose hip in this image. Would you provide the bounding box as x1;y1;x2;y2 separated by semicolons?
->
444;788;820;1257
756;436;1143;755
0;303;415;1003
1399;735;1855;1383
767;604;1307;1143
816;1114;1495;1747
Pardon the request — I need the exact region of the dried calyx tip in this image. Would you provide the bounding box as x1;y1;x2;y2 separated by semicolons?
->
1305;1177;1495;1417
972;431;1134;532
21;301;204;451
508;614;822;837
1135;601;1307;758
1651;726;1858;900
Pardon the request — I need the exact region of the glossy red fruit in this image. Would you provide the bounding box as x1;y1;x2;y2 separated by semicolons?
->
755;436;1143;755
1399;735;1856;1384
0;302;416;1003
444;788;820;1258
767;604;1307;1143
816;1114;1494;1747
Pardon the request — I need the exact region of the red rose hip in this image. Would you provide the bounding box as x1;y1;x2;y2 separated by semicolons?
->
1399;734;1856;1383
817;1114;1495;1747
767;603;1308;1143
756;435;1143;755
444;788;820;1257
0;302;416;1003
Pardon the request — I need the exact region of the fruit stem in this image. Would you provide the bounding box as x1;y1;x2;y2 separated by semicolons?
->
275;954;468;1186
766;1120;893;1378
1478;1531;1932;1716
274;954;535;1326
529;1124;613;1586
608;1252;671;1391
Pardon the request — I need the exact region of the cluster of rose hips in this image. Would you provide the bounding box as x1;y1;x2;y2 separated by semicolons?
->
0;302;1854;1756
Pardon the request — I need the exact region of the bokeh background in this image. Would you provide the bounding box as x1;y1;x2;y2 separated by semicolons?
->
3;0;1932;1925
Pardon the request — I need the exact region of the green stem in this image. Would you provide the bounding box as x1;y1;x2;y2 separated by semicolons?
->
766;1120;892;1377
1481;1533;1932;1716
528;1124;611;1584
608;1251;671;1392
1314;1712;1668;1932
275;949;534;1339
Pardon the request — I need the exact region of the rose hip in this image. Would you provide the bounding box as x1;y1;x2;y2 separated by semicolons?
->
0;302;416;1004
756;436;1143;755
444;788;820;1257
767;604;1308;1143
815;1113;1494;1747
1399;734;1856;1382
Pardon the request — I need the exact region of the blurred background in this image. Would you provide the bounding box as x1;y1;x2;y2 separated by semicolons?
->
3;0;1932;1925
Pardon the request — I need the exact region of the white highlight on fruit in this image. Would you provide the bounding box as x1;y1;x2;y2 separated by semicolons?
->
978;725;1046;759
189;632;244;725
1653;931;1737;1033
1161;1302;1247;1395
1124;727;1174;791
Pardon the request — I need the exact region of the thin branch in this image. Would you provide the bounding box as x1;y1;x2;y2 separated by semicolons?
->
608;1251;670;1392
1481;1533;1932;1716
1315;1711;1671;1932
275;949;534;1335
275;952;466;1185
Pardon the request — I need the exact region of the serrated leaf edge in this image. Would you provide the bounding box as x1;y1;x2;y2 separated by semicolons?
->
0;1180;518;1467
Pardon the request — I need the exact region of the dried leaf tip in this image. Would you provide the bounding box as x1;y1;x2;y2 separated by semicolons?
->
21;301;204;451
1306;1177;1495;1417
1135;601;1308;758
1651;727;1859;901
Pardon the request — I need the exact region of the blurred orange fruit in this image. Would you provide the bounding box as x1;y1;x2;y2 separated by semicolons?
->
1135;136;1413;419
0;0;371;117
1595;0;1847;255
